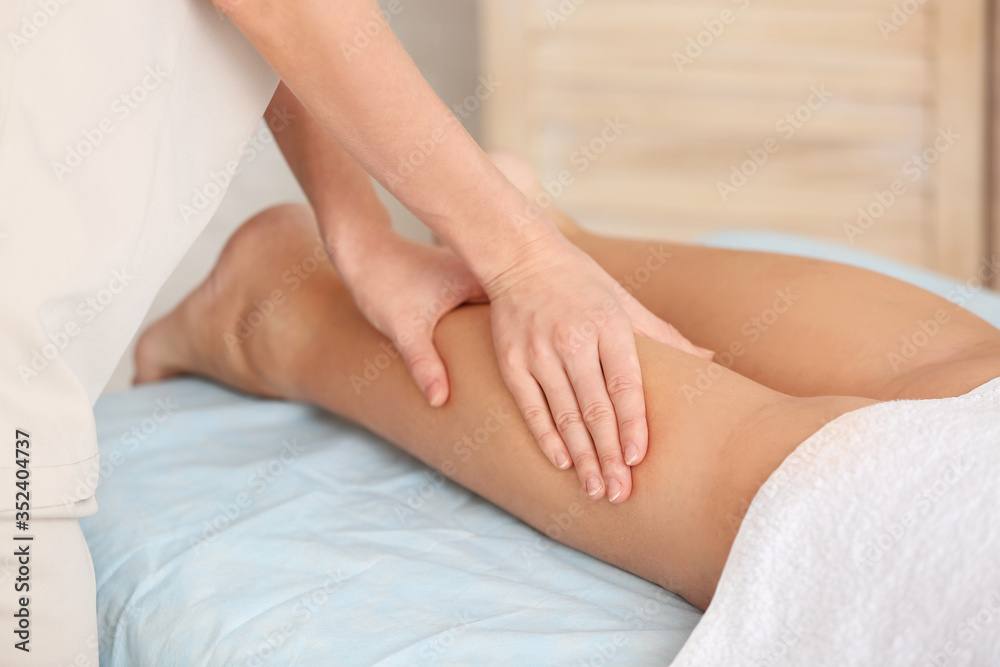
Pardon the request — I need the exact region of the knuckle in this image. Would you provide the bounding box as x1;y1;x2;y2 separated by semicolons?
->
617;415;646;435
555;328;584;354
521;405;552;428
580;401;616;427
599;451;624;469
555;410;585;434
405;353;436;373
527;340;556;365
572;451;599;471
499;347;524;372
605;374;639;398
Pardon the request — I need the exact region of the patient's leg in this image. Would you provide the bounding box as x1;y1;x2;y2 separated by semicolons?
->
490;153;1000;402
135;204;872;610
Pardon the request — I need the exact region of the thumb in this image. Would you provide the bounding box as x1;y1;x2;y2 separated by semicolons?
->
623;298;715;360
399;333;451;407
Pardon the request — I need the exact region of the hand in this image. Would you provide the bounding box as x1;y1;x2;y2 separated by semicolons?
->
335;227;487;406
485;231;712;504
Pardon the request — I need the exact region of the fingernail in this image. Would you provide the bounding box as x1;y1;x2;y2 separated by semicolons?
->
585;476;603;498
624;442;640;465
425;381;445;407
698;346;715;359
553;451;571;470
608;479;624;503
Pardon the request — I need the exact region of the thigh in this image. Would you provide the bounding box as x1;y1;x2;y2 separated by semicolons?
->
574;234;1000;400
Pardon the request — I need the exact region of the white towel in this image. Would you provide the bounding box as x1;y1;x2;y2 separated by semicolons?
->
671;376;1000;667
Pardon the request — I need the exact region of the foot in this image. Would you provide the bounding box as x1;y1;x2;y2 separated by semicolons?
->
488;150;585;240
134;203;339;399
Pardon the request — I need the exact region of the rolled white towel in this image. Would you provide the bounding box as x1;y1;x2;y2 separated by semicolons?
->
671;376;1000;667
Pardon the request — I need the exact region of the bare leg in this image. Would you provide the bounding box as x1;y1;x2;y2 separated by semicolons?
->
135;205;875;610
489;152;1000;402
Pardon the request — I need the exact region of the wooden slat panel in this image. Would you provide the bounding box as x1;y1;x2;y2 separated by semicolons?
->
992;0;1000;288
931;0;989;278
479;0;989;273
478;0;528;153
525;3;930;51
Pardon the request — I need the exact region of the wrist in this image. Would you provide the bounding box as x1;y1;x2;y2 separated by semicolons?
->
320;206;394;280
447;206;564;288
475;223;571;298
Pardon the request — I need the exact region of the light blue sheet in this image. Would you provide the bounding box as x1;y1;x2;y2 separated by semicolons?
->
84;232;1000;666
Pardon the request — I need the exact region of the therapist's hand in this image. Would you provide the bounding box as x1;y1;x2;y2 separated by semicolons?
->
485;231;712;504
336;227;487;407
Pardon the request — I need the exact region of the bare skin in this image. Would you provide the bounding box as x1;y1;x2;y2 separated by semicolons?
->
215;1;716;505
135;158;1000;610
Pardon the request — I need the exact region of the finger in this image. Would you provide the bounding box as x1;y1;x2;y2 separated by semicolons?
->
500;366;573;471
624;297;714;360
598;321;649;471
563;343;633;503
534;362;607;500
399;334;450;407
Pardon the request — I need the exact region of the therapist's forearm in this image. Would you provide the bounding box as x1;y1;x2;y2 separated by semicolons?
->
213;0;557;284
267;81;393;264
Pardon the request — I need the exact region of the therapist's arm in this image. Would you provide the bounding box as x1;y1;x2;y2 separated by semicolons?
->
266;81;487;401
214;0;711;504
